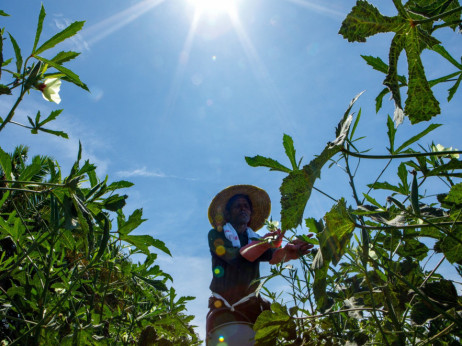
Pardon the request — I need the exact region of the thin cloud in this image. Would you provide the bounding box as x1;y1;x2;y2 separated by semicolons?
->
117;167;167;178
117;166;198;181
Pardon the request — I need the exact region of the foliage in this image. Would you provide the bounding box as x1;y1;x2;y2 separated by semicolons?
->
248;1;462;345
0;6;199;345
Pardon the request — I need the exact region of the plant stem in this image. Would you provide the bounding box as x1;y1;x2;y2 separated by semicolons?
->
341;148;462;160
0;89;27;133
294;307;388;319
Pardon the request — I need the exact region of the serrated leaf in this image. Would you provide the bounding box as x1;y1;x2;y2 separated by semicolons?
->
448;72;462;102
245;155;291;173
7;33;22;74
122;234;171;256
35;56;88;91
362;193;383;208
384;34;406;110
283;134;298;170
395;123;441;153
361;55;388;74
440;228;462;263
338;0;402;42
32;5;46;53
0;147;12;180
103;194;127;211
427;159;462;177
118;209;146;236
367;181;405;194
404;28;441;123
34;20;85;55
37;128;68;138
51;51;81;64
386;115;396;153
38;109;63;127
107;180;134;191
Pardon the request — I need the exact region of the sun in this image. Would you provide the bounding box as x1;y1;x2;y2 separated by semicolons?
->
188;0;238;15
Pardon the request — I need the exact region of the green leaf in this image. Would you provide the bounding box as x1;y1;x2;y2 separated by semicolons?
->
375;87;389;113
444;183;462;206
386;115;396;154
245;155;291;173
36;128;69;139
447;72;462;102
93;215;110;262
8;33;22;74
107;180;134;191
305;217;323;234
384;34;406;110
0;146;12;180
404;28;441;123
0;84;11;95
427;159;462;177
362;193;383;209
0;10;9;16
118;209;147;236
121;234;171;256
411;172;420;216
35;56;89;91
431;44;462;69
51;51;81;64
395;123;441;153
134;274;168;291
32;5;46;53
283;134;298;170
440;228;462;264
398;239;428;260
34;20;85;55
367;181;404;194
338;0;402;42
361;55;388;74
38;109;63;127
103;194;127;211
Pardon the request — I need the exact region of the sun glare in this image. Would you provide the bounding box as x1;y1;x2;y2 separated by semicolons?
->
189;0;237;15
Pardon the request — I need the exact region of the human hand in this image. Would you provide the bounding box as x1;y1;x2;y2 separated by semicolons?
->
262;229;285;248
269;234;314;264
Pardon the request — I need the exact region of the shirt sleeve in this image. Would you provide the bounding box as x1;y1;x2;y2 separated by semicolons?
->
208;229;274;265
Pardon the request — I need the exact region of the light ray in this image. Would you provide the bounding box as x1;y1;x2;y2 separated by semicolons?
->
163;10;201;117
283;0;345;19
227;8;292;127
81;0;166;46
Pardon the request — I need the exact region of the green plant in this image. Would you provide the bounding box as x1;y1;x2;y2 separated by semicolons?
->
1;6;199;345
248;1;462;345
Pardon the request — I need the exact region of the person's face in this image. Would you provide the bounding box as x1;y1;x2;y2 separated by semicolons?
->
226;197;252;227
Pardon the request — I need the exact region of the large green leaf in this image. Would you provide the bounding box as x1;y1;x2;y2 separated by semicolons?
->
35;56;89;91
118;208;146;236
384;34;406;110
0;146;12;180
338;0;403;42
440;228;462;264
34;20;85;55
404;28;441;123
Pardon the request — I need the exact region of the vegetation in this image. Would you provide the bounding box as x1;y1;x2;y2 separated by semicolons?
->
0;6;199;345
248;1;462;345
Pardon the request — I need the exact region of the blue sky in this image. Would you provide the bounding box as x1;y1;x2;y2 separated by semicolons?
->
1;0;461;341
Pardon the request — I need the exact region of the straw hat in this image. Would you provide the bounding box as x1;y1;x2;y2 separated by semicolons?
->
208;185;271;231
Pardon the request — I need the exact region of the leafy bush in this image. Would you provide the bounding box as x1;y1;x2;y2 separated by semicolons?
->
0;6;199;345
249;1;462;345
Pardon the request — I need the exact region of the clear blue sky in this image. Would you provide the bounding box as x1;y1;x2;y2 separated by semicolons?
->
2;0;461;341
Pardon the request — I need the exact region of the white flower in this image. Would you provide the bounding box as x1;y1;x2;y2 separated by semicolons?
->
432;143;459;159
38;78;61;104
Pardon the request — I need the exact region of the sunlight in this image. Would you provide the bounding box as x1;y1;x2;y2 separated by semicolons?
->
188;0;238;15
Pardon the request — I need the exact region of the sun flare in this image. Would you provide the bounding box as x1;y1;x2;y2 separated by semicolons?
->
188;0;238;15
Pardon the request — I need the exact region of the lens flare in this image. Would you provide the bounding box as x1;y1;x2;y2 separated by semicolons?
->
213;266;224;277
216;245;226;256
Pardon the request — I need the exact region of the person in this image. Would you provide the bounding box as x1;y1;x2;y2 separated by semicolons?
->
206;185;313;335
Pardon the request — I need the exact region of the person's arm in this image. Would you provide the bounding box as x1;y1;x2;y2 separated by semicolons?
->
269;236;314;265
240;230;284;262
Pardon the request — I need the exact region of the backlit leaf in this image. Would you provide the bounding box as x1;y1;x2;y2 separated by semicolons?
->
34;20;85;55
245;155;291;173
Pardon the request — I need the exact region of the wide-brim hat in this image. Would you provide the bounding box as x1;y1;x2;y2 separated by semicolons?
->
208;185;271;231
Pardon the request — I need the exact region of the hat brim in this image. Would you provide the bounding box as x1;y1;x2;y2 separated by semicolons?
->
208;185;271;231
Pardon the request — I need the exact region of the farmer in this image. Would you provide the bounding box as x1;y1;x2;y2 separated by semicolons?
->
206;185;313;334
